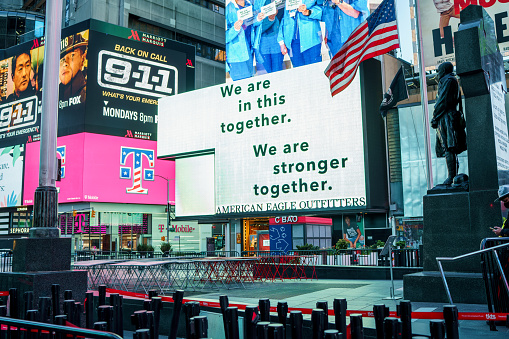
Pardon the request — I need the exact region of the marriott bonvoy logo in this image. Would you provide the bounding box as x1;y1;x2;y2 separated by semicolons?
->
119;146;155;194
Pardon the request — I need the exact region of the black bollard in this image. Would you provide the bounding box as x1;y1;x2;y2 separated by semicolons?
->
277;301;288;328
373;304;386;339
289;311;303;339
399;300;412;339
134;329;150;339
63;300;75;325
443;305;459;339
146;310;155;339
148;290;158;299
268;323;284;339
97;305;114;332
183;302;201;339
311;309;325;339
383;317;400;339
109;293;119;335
94;321;108;331
350;314;364;339
39;297;52;323
226;307;240;339
85;292;94;329
429;319;446;339
316;300;329;330
256;321;270;339
54;315;67;339
259;298;270;322
333;298;347;339
324;330;341;339
98;285;107;307
51;284;60;317
132;310;147;329
144;299;151;311
64;290;72;301
9;288;19;319
169;290;184;339
244;305;260;339
151;297;162;339
26;310;39;339
73;302;83;328
23;291;34;319
118;295;124;336
192;315;208;338
219;295;230;339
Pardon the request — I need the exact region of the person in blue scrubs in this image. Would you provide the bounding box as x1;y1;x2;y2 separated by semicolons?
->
277;0;323;68
253;0;284;73
321;0;368;58
226;0;263;80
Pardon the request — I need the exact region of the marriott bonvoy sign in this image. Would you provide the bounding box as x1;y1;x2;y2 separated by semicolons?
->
158;61;367;216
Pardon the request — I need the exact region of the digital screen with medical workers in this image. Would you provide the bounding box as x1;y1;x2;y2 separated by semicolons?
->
224;0;369;80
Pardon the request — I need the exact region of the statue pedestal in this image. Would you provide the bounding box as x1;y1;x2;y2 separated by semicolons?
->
404;5;508;304
404;190;498;302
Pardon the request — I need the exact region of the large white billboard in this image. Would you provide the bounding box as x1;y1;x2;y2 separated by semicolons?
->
158;61;366;215
418;0;509;70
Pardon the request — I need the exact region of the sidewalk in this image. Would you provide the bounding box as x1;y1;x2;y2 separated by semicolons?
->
180;279;509;338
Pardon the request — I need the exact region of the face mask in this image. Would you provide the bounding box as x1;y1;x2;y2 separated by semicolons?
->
504;201;509;209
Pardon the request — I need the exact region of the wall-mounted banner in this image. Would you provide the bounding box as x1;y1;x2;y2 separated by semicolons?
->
417;0;509;70
23;133;175;205
0;145;23;207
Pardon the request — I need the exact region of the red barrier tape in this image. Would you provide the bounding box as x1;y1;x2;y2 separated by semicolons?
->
103;288;509;322
0;291;9;296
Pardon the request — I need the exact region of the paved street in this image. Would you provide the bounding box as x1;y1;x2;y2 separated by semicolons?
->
181;279;509;338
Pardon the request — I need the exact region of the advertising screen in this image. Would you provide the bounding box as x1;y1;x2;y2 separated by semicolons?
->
417;0;509;69
85;28;188;140
0;19;194;145
0;145;24;207
225;0;369;80
0;41;44;145
159;60;366;216
23;133;175;205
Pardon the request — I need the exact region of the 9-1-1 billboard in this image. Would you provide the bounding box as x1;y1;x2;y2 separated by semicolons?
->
0;19;195;146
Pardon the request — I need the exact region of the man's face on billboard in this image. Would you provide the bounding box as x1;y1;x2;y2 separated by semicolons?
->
59;48;84;85
12;53;31;94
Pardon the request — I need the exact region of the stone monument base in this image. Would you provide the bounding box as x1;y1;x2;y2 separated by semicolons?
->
0;270;88;303
12;237;72;272
403;271;487;304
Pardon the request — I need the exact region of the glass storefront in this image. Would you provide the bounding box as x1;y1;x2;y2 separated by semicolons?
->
242;218;269;252
59;211;151;251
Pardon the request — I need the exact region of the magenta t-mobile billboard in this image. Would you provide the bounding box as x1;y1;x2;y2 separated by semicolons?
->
23;133;174;205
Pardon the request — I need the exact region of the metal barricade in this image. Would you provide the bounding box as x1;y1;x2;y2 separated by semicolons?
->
480;237;509;313
0;316;122;339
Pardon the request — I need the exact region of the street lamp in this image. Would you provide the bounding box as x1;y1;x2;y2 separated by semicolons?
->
155;175;174;242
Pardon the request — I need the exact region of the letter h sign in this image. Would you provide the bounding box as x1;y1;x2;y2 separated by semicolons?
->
120;146;155;194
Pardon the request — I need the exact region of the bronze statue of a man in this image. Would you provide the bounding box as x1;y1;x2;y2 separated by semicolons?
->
431;62;467;186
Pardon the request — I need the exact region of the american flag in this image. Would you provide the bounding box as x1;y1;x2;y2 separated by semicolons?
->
325;0;399;97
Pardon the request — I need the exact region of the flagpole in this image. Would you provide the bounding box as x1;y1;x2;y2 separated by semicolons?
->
414;0;433;189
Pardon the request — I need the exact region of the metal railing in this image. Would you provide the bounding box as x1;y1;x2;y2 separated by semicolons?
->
436;237;509;304
0;316;122;339
71;248;421;267
0;249;12;272
480;237;509;313
72;250;241;261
